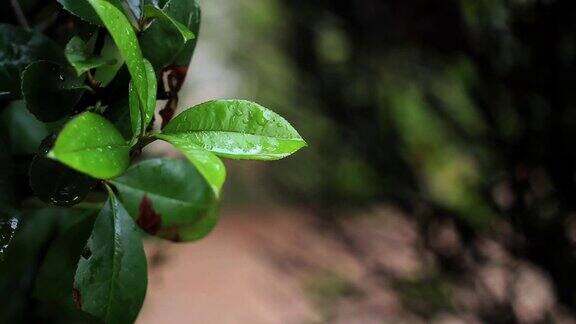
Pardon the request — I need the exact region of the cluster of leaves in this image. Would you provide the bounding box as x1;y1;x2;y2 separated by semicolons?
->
0;0;305;322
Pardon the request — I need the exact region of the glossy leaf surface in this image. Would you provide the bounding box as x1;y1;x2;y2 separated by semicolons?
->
49;112;130;179
162;100;307;160
129;59;156;138
0;24;63;100
65;36;116;76
111;158;218;241
154;133;225;197
74;193;147;324
87;0;148;108
143;4;195;42
21;61;85;122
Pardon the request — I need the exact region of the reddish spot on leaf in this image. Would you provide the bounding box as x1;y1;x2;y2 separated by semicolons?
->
138;195;162;235
72;287;82;309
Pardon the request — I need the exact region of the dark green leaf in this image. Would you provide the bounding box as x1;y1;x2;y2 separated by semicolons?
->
87;0;149;111
22;61;85;122
154;133;225;197
34;211;96;307
57;0;124;26
129;59;157;139
0;100;49;155
65;36;116;76
0;208;96;322
111;158;219;242
30;135;96;206
143;4;195;42
0;24;64;100
74;191;147;324
49;112;130;179
161;99;307;160
140;0;200;72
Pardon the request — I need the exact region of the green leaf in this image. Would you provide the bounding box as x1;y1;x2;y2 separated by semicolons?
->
154;133;225;197
74;191;147;324
111;158;219;242
34;211;96;307
94;36;125;87
0;100;49;155
87;0;149;109
143;4;195;42
0;24;64;100
21;61;85;122
65;36;116;76
49;112;130;179
129;59;157;139
30;135;96;206
162;100;307;160
58;0;123;26
140;0;200;72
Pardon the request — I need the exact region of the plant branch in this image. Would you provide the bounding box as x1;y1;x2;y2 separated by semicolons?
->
10;0;30;28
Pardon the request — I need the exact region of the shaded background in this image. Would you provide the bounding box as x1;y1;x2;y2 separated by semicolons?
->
139;0;576;322
5;0;576;323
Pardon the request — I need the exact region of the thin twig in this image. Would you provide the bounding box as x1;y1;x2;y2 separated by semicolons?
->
10;0;30;28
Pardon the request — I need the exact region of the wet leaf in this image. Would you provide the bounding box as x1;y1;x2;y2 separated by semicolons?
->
30;135;95;206
74;191;147;324
0;24;64;100
87;0;149;112
22;61;85;122
129;59;156;139
143;4;195;42
65;36;116;76
154;133;225;197
161;100;307;160
49;112;130;179
140;0;200;72
111;158;219;241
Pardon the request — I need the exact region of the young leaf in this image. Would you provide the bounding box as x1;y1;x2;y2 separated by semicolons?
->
21;61;85;122
0;24;64;100
65;36;116;76
74;191;147;324
140;0;200;72
110;158;219;242
48;112;130;179
154;134;226;197
143;4;195;42
161;100;307;160
129;59;157;139
87;0;149;109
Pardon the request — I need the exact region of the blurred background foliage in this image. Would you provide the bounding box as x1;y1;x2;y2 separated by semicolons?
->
4;0;576;323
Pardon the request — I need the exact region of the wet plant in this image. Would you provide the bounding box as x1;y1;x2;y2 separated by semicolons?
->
0;0;305;322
